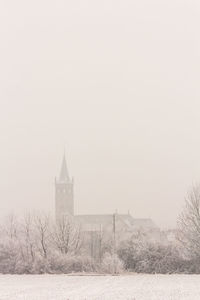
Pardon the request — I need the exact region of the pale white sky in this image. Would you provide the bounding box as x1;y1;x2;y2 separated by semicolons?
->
0;0;200;227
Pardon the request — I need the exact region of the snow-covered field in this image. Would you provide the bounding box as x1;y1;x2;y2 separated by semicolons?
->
0;274;200;300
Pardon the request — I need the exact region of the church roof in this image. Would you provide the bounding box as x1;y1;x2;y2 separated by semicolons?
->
59;154;70;182
75;214;116;225
74;214;157;232
130;218;158;229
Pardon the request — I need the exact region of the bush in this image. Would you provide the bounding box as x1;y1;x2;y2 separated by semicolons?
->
101;252;124;274
118;239;190;274
31;255;51;274
0;242;19;274
48;252;96;273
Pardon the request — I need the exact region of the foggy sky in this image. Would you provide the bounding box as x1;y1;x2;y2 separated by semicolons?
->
0;0;200;227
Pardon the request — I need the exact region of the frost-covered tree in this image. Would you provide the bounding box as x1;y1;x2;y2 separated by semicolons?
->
51;215;82;255
34;213;50;259
21;213;35;263
178;185;200;260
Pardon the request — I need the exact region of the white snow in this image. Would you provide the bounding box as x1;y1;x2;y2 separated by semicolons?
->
0;274;200;300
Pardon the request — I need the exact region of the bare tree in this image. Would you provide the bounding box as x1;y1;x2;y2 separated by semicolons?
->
51;215;82;255
71;224;82;255
21;213;35;262
178;184;200;259
1;214;25;272
34;213;50;258
3;214;18;240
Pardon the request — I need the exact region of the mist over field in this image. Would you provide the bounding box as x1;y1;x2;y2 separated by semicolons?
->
1;0;200;228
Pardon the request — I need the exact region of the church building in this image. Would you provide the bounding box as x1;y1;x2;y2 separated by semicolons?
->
55;154;158;234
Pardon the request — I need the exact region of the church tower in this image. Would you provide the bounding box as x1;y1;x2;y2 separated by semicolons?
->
55;153;74;220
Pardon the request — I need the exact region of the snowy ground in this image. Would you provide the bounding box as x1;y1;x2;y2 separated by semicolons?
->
0;274;200;300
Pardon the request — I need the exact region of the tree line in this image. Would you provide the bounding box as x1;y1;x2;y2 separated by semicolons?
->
1;185;200;274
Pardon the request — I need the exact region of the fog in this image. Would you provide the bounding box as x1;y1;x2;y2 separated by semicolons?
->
0;0;200;227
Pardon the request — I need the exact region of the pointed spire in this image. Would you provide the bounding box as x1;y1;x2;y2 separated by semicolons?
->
59;152;70;182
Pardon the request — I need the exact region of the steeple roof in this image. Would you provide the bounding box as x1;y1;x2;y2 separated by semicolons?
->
59;153;70;182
